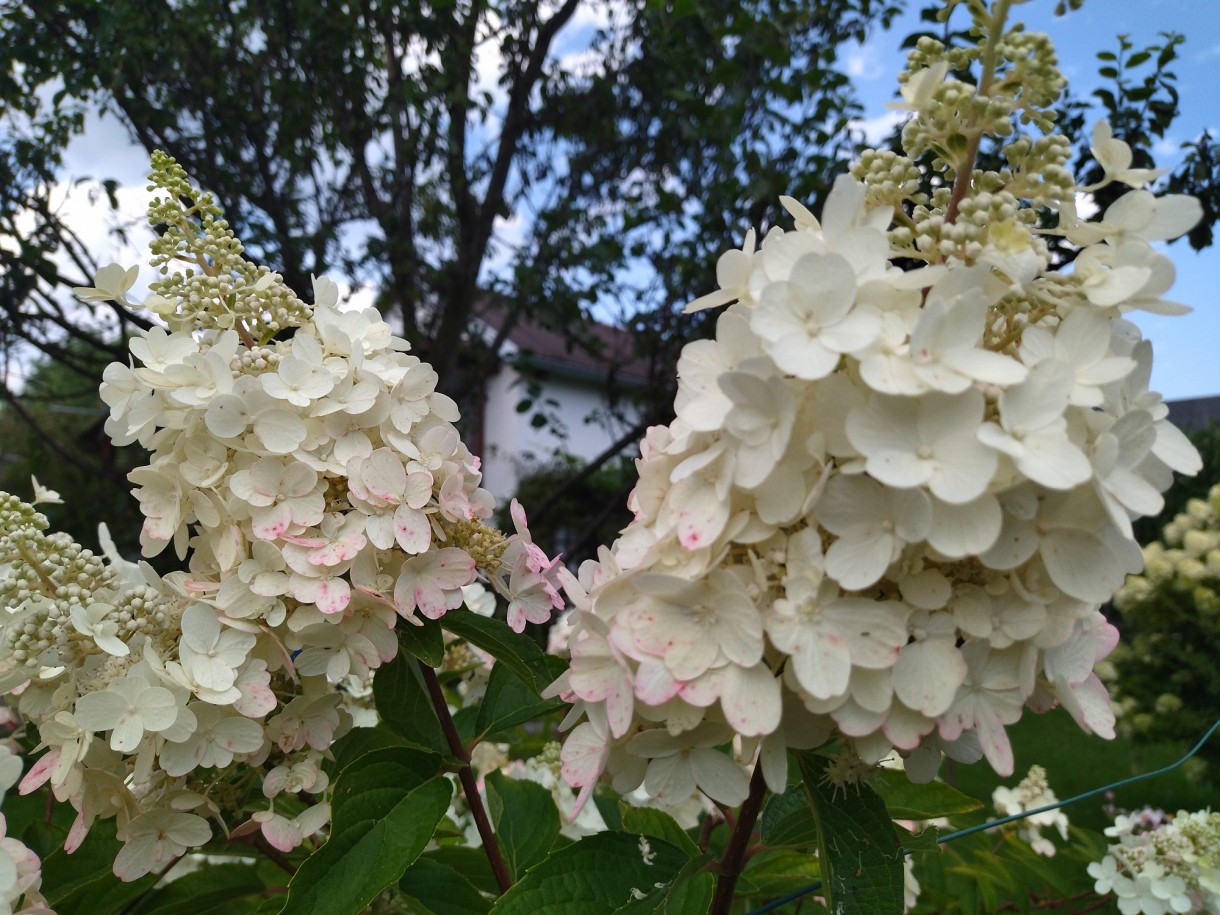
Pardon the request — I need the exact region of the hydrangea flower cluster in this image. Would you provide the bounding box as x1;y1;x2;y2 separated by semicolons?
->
548;7;1202;810
0;152;562;879
991;764;1068;857
1088;808;1220;914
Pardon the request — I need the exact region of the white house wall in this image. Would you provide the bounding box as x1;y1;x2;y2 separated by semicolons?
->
478;363;642;503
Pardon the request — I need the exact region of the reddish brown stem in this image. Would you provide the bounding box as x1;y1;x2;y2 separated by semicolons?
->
418;661;514;894
709;765;769;915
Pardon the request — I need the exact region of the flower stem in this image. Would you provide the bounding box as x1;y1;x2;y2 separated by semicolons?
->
945;0;1012;226
709;765;769;915
418;661;514;894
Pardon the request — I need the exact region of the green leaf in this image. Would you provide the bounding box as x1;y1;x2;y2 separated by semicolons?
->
895;824;942;853
400;856;492;915
489;832;694;914
797;752;905;915
396;617;446;667
442;612;557;692
620;805;699;856
279;747;452;914
326;724;411;775
421;847;500;897
486;771;561;880
871;769;983;820
611;855;716;914
759;784;818;847
372;649;447;753
137;862;276;914
474;660;565;740
737;848;821;898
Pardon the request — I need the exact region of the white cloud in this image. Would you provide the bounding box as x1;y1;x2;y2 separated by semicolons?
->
844;40;885;81
848;110;906;146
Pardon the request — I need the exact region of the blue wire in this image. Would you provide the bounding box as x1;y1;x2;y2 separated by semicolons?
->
743;716;1220;915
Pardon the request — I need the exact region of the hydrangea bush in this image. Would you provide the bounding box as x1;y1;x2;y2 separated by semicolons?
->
1112;483;1220;780
0;0;1210;912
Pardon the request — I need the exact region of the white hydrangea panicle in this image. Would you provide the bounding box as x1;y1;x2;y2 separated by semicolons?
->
991;765;1069;856
549;9;1202;810
0;151;565;879
1089;808;1220;914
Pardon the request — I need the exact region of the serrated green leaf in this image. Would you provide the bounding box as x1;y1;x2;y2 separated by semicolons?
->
137;862;273;914
797;752;904;915
279;747;452;914
759;784;818;847
441;612;557;692
475;661;565;740
611;854;715;914
372;649;447;752
486;771;561;880
396;616;446;667
872;769;982;820
400;856;492;914
489;832;693;914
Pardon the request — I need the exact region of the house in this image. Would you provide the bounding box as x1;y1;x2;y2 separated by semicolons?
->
467;307;654;503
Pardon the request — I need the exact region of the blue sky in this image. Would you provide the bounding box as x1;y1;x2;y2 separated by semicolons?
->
845;0;1220;400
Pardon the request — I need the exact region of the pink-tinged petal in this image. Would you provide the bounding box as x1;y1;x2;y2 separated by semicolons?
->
1056;673;1115;738
428;548;478;588
252;503;292;541
676;485;729;551
560;722;609;817
313;578;351;616
18;750;57;795
362;449;407;503
633;660;681;706
720;664;781;736
974;709;1014;777
394;505;432;554
65;812;90;853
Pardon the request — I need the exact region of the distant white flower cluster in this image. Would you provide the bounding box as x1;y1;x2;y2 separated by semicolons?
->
0;153;562;880
1089;808;1220;914
991;764;1068;857
548;20;1202;810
